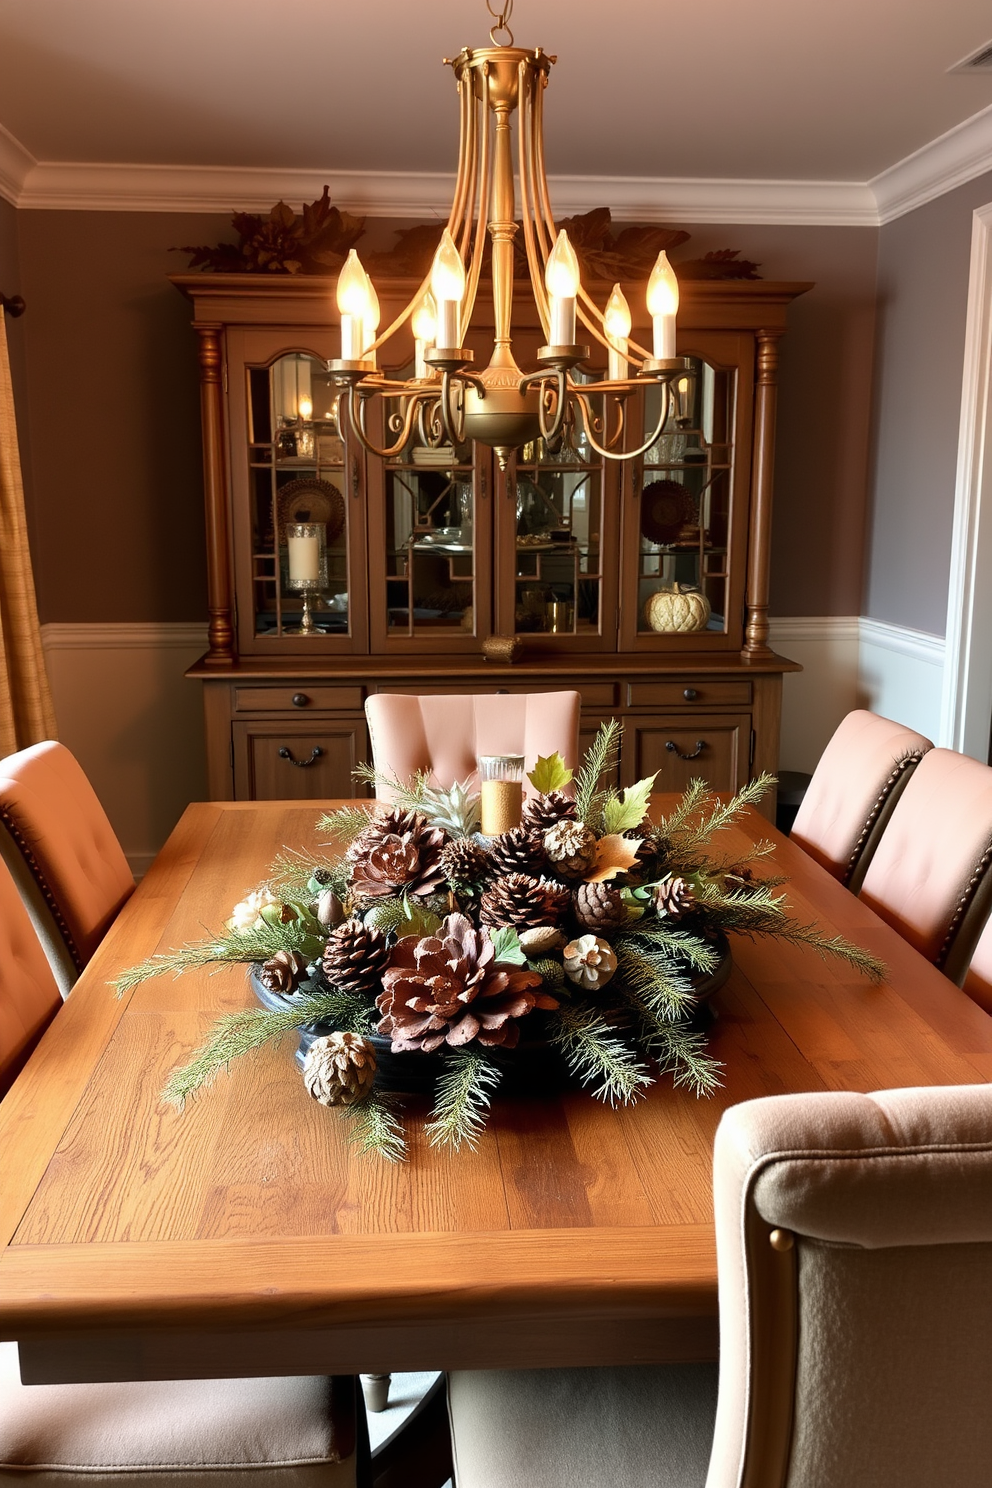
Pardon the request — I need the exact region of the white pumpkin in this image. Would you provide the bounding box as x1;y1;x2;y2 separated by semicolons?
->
642;582;711;634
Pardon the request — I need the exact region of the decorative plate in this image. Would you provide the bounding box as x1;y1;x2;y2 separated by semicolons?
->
277;477;346;544
640;479;697;546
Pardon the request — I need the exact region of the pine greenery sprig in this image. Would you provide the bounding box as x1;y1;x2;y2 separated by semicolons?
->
615;942;700;1023
343;1089;407;1164
615;922;721;975
425;1050;502;1150
663;774;775;862
642;1020;724;1097
696;881;887;982
573;719;623;831
268;846;349;899
551;1002;653;1106
113;919;327;998
315;803;378;841
161;987;365;1108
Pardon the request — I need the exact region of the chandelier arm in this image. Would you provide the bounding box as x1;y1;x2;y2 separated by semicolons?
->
439;371;468;447
343;385;435;462
461;68;491;339
518;61;551;341
527;369;567;443
455;68;479;262
572;382;676;461
417;395;446;449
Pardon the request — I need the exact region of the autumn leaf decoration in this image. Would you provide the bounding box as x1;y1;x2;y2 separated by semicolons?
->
178;186;366;275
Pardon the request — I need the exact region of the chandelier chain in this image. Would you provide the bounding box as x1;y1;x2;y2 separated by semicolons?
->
486;0;514;46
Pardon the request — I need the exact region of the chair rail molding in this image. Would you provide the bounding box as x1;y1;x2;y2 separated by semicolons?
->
940;200;992;760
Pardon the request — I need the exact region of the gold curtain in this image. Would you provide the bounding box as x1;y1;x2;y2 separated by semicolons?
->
0;310;56;756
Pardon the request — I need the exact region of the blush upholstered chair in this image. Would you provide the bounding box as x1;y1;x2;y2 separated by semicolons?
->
857;747;992;985
364;691;581;799
0;741;136;994
962;913;992;1014
0;853;364;1486
447;1083;992;1488
789;710;933;891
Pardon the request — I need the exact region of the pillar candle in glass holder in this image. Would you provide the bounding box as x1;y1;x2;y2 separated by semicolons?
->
478;754;525;835
286;522;323;584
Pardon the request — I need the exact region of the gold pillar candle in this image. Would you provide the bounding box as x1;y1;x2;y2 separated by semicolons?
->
478;754;525;835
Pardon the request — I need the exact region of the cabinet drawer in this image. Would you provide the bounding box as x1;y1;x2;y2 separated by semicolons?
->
626;680;752;709
234;685;365;714
232;720;368;800
623;714;750;794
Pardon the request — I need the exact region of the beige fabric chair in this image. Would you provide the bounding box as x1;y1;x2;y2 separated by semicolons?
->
0;741;135;993
858;746;992;984
962;911;992;1014
448;1083;992;1488
0;853;361;1486
789;709;932;890
364;692;581;800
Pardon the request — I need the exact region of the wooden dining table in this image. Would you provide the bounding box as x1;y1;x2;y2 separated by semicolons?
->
3;797;992;1387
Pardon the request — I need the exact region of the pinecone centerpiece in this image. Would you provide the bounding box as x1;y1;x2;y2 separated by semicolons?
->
322;919;390;997
377;912;558;1052
350;815;448;901
303;1032;377;1106
439;837;490;895
479;873;571;930
488;826;548;878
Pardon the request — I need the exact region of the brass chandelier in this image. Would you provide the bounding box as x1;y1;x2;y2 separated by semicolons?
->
329;0;690;469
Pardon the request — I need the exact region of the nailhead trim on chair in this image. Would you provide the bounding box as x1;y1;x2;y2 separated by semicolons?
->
937;837;992;970
842;750;928;886
0;804;85;973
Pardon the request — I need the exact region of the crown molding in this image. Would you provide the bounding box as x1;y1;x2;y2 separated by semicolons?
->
872;101;992;225
9;158;877;225
0;123;35;207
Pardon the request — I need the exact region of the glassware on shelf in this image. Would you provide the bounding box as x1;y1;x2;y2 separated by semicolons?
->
285;522;327;635
478;754;525;835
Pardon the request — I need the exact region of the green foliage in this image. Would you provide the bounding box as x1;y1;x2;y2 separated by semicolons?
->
528;956;566;989
527;752;574;794
573;720;623;830
695;880;887;982
349;764;480;837
615;921;720;973
490;926;526;964
343;1089;408;1164
602;773;658;834
161;988;365;1108
615;942;702;1023
642;1020;723;1097
425;1051;502;1150
663;775;776;864
113;919;327;998
551;1002;653;1106
268;845;349;899
314;805;376;845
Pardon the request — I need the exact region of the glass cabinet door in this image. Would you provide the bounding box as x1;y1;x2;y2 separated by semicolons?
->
227;333;369;654
620;335;750;651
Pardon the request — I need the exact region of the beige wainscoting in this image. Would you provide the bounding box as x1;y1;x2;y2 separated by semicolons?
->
41;618;942;871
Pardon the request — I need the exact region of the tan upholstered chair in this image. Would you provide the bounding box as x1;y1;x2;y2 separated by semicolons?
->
448;1083;992;1488
857;747;992;984
0;741;136;994
364;691;581;800
789;709;933;891
962;913;992;1015
0;855;362;1486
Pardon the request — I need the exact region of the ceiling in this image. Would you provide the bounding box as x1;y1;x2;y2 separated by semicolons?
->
2;0;992;200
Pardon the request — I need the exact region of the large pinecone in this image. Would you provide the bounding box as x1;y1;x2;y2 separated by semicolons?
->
654;875;696;921
346;807;436;862
479;873;571;930
377;912;557;1052
321;918;390;997
488;827;548;878
258;948;309;993
544;819;597;878
522;791;577;834
439;838;490;894
303;1032;377;1106
572;882;629;933
350;820;448;900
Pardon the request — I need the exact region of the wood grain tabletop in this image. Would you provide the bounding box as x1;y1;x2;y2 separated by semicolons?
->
3;798;991;1384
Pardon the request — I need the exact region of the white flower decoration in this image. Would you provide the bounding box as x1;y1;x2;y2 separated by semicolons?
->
227;886;282;933
563;933;618;990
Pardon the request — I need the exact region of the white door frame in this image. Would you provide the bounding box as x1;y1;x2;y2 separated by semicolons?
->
941;201;992;757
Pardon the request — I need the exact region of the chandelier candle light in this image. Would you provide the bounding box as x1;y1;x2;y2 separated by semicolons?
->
326;0;690;469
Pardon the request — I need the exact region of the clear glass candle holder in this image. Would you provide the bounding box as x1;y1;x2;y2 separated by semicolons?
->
478;753;525;835
285;521;327;634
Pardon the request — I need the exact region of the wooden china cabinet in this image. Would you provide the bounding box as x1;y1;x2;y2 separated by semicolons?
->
173;272;807;819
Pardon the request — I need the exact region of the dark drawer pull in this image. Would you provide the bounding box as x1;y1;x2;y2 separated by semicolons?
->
292;692;311;708
666;739;706;761
683;687;698;701
278;746;325;768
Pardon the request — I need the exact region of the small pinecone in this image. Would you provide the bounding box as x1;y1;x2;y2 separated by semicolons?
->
544;819;598;878
303;1032;377;1107
622;826;663;881
488;827;547;878
572;882;629;933
479;873;571;930
258;948;309;994
522;791;577;834
654;875;696;921
439;837;490;893
321;918;390;996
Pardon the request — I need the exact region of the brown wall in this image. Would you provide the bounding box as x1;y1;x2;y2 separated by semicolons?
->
867;167;992;636
8;208;878;623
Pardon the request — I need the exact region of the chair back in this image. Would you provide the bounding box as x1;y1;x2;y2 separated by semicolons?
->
790;710;932;889
856;747;992;983
707;1084;992;1488
364;691;581;799
963;912;992;1014
0;853;62;1098
0;742;135;977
